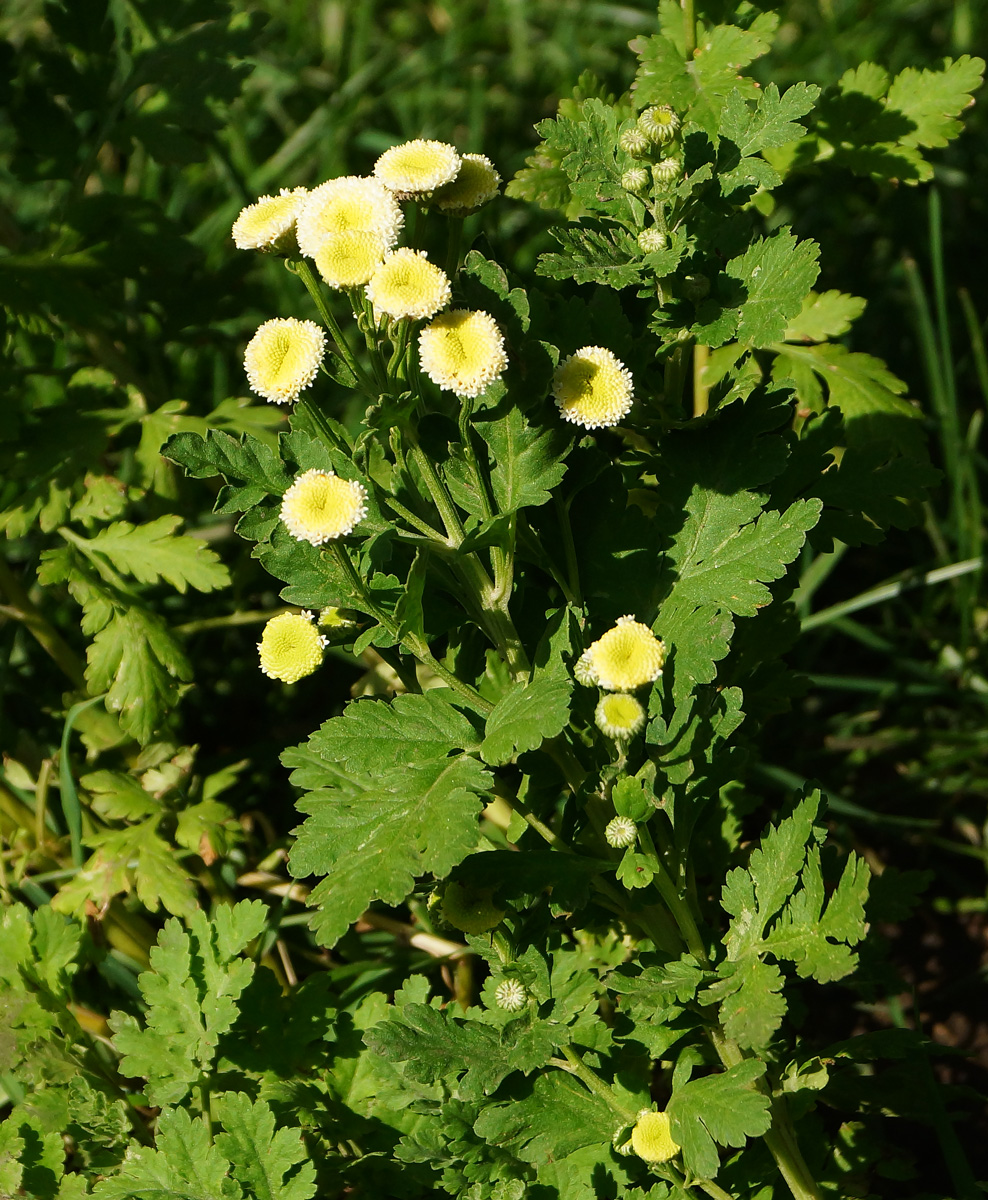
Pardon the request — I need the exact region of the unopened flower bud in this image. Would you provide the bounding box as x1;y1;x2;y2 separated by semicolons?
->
652;157;683;186
619;127;650;157
638;106;680;146
621;167;650;194
683;273;710;302
638;228;668;254
605;816;638;849
494;978;527;1012
441;881;505;935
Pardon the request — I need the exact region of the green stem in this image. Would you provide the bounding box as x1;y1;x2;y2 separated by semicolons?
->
638;824;709;965
446;217;464;277
693;343;709;416
290;259;375;394
553;495;582;606
176;609;285;635
326;542;492;715
378;494;448;543
556;1046;638;1122
682;0;697;58
406;435;466;545
0;556;87;688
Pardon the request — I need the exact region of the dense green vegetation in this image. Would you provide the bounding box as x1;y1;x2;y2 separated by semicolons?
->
1;1;986;1197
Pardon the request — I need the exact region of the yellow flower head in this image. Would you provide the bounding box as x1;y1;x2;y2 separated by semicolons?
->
431;153;501;216
580;616;665;692
374;139;461;197
232;187;308;253
314;231;389;288
258;611;327;684
295;176;403;259
553;346;634;429
418;309;507;398
280;469;368;545
365;248;452;321
631;1110;680;1164
244;318;326;405
595;693;646;739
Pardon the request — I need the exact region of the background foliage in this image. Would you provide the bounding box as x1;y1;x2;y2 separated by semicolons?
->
1;0;986;1196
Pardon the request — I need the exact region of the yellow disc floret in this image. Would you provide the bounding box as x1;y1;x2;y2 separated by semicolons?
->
418;309;508;398
581;616;666;691
365;248;452;321
314;231;390;288
631;1110;680;1164
232;187;308;253
431;153;501;216
374;139;461;196
280;469;369;545
258;611;327;684
295;176;403;259
595;693;646;739
244;318;326;405
553;346;634;429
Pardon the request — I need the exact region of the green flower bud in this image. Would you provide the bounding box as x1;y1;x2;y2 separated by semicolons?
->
619;127;651;157
605;816;638;849
637;105;680;146
652;157;683;186
441;881;505;935
621;167;650;194
683;273;710;302
638;228;668;254
493;978;527;1012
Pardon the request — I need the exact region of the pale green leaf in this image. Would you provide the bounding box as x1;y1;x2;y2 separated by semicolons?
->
92;1107;240;1200
86;608;191;743
214;1094;316;1200
885;55;984;149
80;517;229;593
783;290;866;342
478;408;570;513
668;1060;771;1179
367;1004;555;1100
481;677;573;766
288;755;492;947
306;691;480;774
726;229;820;348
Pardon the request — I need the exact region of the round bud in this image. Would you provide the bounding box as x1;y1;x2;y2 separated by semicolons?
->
619;127;651;157
637;106;681;146
441;881;505;935
621;167;650;194
605;816;638;849
638;228;668;254
652;157;683;186
683;273;711;302
494;978;527;1012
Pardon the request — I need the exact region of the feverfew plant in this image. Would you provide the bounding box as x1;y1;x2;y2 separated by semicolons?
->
1;3;983;1198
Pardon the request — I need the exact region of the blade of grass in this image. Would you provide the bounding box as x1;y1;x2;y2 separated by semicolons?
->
59;695;107;868
753;763;939;828
800;556;983;631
